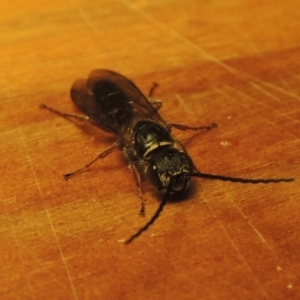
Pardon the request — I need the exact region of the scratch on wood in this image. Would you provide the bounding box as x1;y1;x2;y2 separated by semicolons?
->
290;72;300;92
249;77;300;100
8;214;36;298
279;77;300;100
250;81;300;127
229;200;279;258
232;23;261;56
249;82;283;103
119;0;238;74
201;194;270;299
72;0;100;36
174;93;196;118
221;84;299;139
217;84;268;118
15;121;79;300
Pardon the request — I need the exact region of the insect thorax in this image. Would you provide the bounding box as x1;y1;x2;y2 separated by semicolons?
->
132;120;194;191
133;120;173;158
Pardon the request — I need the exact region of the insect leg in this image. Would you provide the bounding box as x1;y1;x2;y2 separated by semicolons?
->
40;103;90;122
147;82;162;111
63;142;121;180
130;163;145;216
168;122;217;131
148;98;162;111
148;82;159;97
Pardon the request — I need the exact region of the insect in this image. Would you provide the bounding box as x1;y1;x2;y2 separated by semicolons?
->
40;69;294;244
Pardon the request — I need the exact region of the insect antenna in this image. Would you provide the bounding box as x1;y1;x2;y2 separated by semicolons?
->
192;172;294;184
125;179;174;244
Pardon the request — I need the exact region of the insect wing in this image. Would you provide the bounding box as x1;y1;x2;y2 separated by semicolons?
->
71;76;132;136
88;70;166;124
71;69;167;140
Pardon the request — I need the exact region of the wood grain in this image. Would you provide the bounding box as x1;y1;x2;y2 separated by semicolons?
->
1;0;299;299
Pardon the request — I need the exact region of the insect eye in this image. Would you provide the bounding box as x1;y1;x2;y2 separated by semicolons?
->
146;163;162;190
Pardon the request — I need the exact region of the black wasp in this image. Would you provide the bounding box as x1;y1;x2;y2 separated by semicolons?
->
40;69;294;244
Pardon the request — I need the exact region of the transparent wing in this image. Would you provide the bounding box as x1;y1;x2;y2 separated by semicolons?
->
70;69;166;138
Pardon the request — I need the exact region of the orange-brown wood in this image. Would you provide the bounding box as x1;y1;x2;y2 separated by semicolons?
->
1;0;299;299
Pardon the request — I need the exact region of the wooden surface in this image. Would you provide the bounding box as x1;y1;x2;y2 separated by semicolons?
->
1;0;300;299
